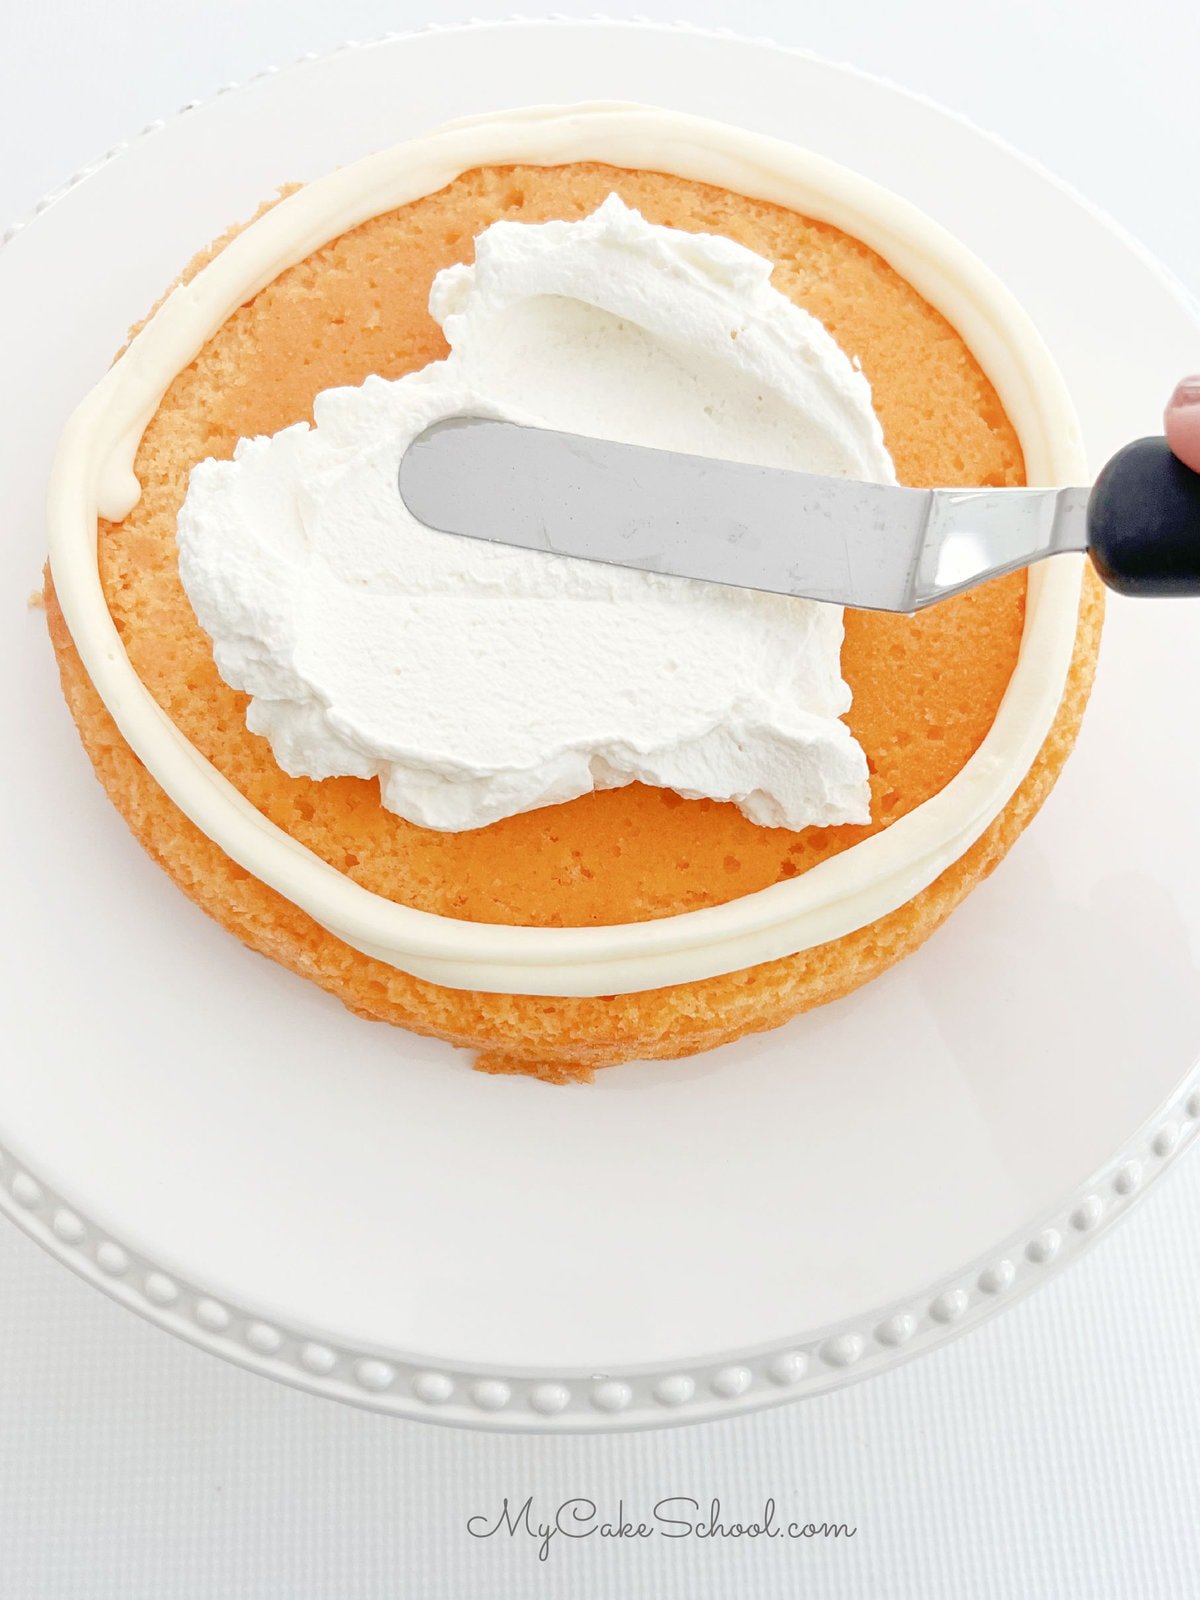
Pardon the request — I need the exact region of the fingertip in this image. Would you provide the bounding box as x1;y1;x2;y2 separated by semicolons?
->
1164;376;1200;473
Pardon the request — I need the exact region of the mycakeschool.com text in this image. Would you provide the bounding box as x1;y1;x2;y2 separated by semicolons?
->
466;1496;857;1562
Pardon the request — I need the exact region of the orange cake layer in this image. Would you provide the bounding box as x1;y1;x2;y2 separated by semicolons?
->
91;163;1028;926
46;162;1103;1080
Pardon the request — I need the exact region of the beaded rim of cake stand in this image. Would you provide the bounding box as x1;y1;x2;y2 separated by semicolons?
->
0;1056;1195;1430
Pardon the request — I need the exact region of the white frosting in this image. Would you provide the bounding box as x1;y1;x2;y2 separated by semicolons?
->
177;195;893;833
46;103;1087;996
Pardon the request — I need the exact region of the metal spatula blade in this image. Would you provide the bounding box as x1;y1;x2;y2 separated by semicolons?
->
399;418;1200;609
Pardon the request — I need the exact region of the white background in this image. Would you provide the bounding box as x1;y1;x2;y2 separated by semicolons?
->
4;2;1200;1595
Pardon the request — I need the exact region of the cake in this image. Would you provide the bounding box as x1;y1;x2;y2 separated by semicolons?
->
44;107;1103;1082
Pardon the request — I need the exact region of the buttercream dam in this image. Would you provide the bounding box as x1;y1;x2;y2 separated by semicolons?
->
44;104;1102;1080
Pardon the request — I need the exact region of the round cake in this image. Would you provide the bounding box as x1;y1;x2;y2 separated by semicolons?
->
45;110;1103;1082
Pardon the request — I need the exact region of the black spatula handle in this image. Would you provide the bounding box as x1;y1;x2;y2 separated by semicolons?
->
1088;436;1200;596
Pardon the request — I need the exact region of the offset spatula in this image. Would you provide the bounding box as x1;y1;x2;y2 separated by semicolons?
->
399;418;1200;610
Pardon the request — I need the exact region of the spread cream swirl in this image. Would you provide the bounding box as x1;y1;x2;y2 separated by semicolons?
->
46;104;1086;996
177;195;892;833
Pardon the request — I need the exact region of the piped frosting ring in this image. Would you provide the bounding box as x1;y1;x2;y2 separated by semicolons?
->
47;103;1086;997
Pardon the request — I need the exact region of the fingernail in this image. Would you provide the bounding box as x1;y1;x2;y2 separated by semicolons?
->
1169;375;1200;408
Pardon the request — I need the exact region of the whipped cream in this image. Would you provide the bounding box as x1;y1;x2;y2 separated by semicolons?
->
177;195;894;832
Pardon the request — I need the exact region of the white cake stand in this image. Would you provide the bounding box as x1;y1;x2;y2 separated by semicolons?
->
2;18;1198;1431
